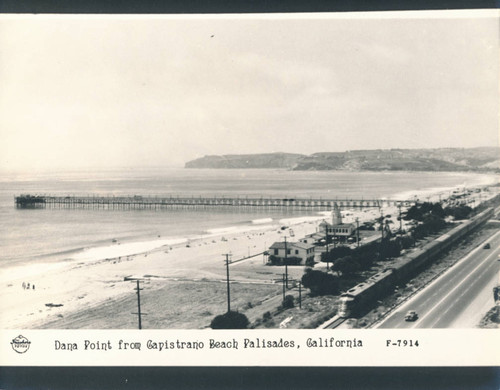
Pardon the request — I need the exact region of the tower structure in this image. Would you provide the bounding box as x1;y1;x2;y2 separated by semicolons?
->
332;202;342;225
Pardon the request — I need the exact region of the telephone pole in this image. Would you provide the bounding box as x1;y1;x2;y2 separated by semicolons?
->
398;203;402;234
282;274;286;301
380;208;384;240
325;224;329;270
131;279;146;330
224;253;232;313
355;217;360;248
284;236;288;289
298;282;302;309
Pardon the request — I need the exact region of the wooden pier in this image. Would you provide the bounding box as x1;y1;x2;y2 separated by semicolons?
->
15;194;415;210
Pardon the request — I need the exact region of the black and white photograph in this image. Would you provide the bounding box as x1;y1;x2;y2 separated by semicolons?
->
1;10;499;337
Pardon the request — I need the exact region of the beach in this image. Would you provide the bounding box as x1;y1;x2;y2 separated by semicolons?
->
1;207;390;329
1;168;497;329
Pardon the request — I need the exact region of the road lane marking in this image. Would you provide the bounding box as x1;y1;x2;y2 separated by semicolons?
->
377;229;500;328
410;246;500;328
426;260;499;328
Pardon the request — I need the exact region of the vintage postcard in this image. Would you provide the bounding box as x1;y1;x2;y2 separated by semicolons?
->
0;9;499;376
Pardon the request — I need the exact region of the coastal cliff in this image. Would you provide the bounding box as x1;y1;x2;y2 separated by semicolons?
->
184;152;304;169
185;147;500;172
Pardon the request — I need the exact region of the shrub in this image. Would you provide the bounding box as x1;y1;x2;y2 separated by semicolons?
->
285;256;302;265
397;235;414;250
331;256;360;277
268;255;302;266
321;246;352;263
445;205;473;220
379;239;401;260
268;254;279;265
210;311;250;329
263;320;275;328
262;311;272;321
405;202;441;221
282;295;295;309
301;268;339;296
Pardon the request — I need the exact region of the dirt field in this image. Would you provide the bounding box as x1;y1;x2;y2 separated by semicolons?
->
40;279;281;329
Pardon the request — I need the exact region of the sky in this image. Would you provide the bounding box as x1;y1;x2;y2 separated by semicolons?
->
0;11;498;172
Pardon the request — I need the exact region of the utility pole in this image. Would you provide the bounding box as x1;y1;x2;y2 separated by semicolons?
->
298;282;302;309
284;236;288;289
224;253;232;313
131;279;146;330
325;224;329;270
355;217;360;248
398;203;402;235
282;274;286;301
380;209;384;240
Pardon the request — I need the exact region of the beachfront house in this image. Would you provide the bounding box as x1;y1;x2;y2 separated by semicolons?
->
268;241;315;266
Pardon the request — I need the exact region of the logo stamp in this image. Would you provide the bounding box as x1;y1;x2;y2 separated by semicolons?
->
11;335;31;354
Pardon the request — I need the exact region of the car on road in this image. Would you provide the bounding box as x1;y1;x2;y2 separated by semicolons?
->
405;310;418;321
483;243;491;249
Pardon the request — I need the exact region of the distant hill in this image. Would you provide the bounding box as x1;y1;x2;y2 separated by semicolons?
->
185;147;500;172
184;153;304;169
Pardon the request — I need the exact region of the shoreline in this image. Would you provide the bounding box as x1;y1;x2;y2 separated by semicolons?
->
1;182;498;329
0;206;383;329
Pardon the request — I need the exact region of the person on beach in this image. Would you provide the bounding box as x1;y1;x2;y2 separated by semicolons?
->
22;282;26;289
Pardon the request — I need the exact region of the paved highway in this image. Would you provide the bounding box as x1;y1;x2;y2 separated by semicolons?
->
375;227;500;328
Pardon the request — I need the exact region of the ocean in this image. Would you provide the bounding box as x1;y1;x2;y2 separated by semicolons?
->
0;168;497;270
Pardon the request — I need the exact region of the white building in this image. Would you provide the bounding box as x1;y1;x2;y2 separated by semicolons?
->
268;241;315;265
318;203;355;237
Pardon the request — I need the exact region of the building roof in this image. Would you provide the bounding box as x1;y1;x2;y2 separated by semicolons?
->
269;241;315;250
320;221;355;229
332;223;355;228
291;242;316;250
304;232;324;240
269;242;287;250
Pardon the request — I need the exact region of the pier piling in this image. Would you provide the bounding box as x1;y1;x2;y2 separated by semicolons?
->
14;194;414;210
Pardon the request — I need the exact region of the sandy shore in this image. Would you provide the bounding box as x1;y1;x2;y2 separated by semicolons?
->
1;206;391;329
2;183;496;329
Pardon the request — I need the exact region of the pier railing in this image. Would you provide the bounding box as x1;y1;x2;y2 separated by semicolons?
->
14;194;415;210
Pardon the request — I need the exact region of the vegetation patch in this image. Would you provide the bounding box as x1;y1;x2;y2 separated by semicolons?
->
210;311;250;329
478;306;499;329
